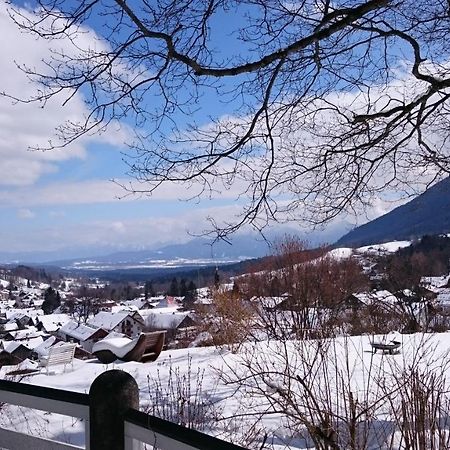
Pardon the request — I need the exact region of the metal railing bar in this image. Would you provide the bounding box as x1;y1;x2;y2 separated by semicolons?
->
0;390;89;419
125;409;246;450
0;426;84;450
0;379;89;406
125;421;199;450
0;379;89;419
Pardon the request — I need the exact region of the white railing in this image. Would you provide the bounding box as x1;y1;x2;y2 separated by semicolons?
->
124;409;244;450
0;378;89;449
0;371;245;450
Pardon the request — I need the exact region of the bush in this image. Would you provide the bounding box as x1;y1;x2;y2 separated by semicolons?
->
143;355;220;431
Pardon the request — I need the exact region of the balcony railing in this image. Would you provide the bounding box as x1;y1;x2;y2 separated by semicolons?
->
0;370;246;450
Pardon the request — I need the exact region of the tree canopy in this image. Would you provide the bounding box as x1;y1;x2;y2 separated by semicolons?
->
7;0;450;237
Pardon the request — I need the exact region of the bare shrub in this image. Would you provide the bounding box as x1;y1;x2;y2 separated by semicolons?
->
217;333;450;450
199;287;253;352
143;355;220;432
344;305;405;336
219;337;381;449
379;342;450;449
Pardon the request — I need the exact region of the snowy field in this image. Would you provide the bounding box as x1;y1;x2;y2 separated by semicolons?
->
1;332;450;449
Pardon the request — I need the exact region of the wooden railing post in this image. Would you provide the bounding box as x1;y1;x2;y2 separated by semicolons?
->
89;369;139;450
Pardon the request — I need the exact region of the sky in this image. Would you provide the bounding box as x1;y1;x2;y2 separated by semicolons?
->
0;0;410;261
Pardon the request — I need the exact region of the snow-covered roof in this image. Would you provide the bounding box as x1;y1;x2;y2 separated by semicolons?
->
8;327;44;340
250;296;286;309
111;304;139;314
88;311;142;331
21;287;44;296
352;290;398;306
2;322;19;332
421;275;450;289
6;308;42;320
4;341;22;354
139;306;179;316
4;337;43;352
196;287;210;297
327;247;353;260
0;301;16;312
59;320;103;341
144;311;190;329
22;336;45;350
33;336;57;357
194;296;213;305
37;314;71;332
120;298;150;309
436;288;450;305
7;312;31;322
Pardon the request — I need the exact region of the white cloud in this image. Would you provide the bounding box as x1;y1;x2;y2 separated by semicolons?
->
0;204;243;252
0;176;247;207
17;208;35;219
0;1;129;187
48;210;66;218
0;197;391;254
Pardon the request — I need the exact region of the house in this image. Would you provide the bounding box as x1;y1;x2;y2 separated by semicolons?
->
0;322;19;336
0;349;22;367
345;290;399;312
153;296;182;309
58;320;109;352
144;310;195;330
120;297;155;310
434;288;450;312
6;308;42;322
0;337;44;366
141;309;196;341
87;311;145;337
36;313;71;334
420;275;450;290
3;327;46;341
4;341;33;361
7;312;35;328
249;296;288;312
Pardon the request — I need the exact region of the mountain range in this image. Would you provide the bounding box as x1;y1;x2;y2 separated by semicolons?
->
31;235;272;270
3;178;450;269
337;177;450;247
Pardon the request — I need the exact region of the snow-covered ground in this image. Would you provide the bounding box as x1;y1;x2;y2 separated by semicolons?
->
356;241;411;254
2;332;450;449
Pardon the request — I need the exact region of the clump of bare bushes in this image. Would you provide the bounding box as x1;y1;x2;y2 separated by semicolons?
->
218;334;450;449
143;355;220;431
197;286;253;352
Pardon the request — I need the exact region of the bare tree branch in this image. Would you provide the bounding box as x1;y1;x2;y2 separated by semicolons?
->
5;0;450;237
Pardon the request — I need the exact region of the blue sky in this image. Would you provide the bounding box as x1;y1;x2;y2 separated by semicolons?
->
0;0;412;260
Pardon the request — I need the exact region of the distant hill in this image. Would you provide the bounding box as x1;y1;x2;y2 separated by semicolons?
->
0;235;271;267
47;235;271;270
336;177;450;247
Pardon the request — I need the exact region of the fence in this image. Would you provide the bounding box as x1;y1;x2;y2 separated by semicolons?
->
0;369;246;450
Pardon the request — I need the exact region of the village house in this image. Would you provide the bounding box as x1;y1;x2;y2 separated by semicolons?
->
3;327;46;342
0;337;45;367
6;312;35;329
58;320;109;352
343;290;400;315
87;311;145;337
142;309;196;341
36;313;71;334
